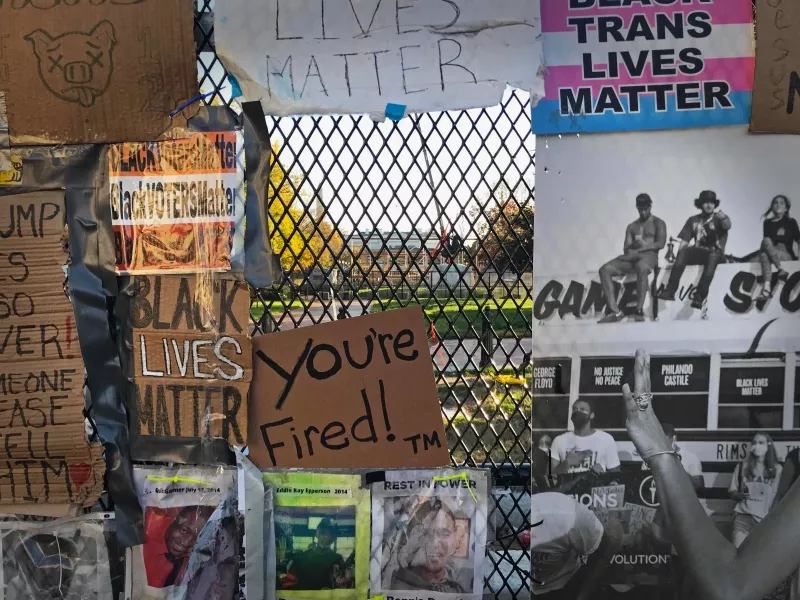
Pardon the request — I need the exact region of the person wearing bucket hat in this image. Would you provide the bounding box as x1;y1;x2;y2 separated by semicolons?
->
597;193;667;323
657;190;731;310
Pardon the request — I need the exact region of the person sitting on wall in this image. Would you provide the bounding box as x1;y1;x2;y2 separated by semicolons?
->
598;193;667;323
657;190;731;310
756;195;799;301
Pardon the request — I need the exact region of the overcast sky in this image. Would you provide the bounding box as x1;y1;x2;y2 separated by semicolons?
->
199;52;535;241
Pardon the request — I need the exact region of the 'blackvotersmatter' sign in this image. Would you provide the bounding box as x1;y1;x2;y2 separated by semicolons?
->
532;0;755;134
109;132;245;274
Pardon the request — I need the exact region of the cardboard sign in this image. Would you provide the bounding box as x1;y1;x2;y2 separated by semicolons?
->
215;0;543;117
0;0;197;144
248;306;450;469
534;0;755;133
0;191;104;506
109;132;245;274
751;0;800;133
131;275;251;445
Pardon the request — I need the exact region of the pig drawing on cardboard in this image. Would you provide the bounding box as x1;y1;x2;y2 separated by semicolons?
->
25;20;117;108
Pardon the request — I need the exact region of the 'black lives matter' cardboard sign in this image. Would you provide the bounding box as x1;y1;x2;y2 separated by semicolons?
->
0;191;104;506
131;275;251;445
0;0;197;144
248;306;450;469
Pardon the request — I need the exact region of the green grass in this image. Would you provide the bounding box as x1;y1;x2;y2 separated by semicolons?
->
437;377;531;465
249;297;532;340
250;299;309;323
372;297;532;339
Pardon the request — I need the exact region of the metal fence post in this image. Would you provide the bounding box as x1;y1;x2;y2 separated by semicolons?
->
480;307;494;369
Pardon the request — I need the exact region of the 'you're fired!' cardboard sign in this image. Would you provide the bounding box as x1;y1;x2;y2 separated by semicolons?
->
248;306;449;469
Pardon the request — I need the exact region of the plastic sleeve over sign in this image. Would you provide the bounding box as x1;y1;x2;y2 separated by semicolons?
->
116;104;275;465
0;145;143;548
129;465;241;600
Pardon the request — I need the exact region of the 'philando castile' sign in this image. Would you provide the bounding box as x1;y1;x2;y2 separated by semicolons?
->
247;306;449;469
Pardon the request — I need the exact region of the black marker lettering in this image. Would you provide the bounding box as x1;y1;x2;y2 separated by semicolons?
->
256;337;314;410
307;343;342;379
260;416;294;467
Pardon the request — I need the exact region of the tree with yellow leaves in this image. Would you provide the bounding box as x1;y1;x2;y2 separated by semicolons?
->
268;143;344;271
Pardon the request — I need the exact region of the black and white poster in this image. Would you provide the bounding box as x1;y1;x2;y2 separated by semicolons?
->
534;126;800;357
532;126;800;600
0;514;115;600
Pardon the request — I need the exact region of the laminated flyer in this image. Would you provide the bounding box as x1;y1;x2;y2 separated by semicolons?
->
263;472;370;600
109;132;246;274
130;466;240;600
0;513;116;600
369;469;490;600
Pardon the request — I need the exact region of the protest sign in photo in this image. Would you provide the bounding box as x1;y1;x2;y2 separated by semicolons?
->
534;127;800;356
109;132;245;274
369;468;489;600
248;306;450;469
532;472;672;598
263;472;369;599
533;0;755;133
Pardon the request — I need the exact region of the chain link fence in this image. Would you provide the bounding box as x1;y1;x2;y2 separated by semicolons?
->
196;2;533;596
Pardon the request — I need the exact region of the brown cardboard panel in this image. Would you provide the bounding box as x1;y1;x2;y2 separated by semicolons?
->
130;275;250;336
0;0;197;144
132;331;251;382
750;0;800;133
0;445;105;506
248;306;450;469
132;377;249;445
11;503;81;518
0;191;101;508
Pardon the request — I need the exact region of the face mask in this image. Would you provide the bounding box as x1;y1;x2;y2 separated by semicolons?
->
752;445;768;458
571;412;589;428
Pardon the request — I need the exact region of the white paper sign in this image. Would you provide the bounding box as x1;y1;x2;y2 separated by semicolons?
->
215;0;544;117
369;469;489;600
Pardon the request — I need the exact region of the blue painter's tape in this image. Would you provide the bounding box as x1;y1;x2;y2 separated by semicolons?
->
385;103;407;121
228;74;243;99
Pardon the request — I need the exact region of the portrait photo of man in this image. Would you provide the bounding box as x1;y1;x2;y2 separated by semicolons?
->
144;506;215;589
598;193;667;323
388;498;470;593
286;518;347;590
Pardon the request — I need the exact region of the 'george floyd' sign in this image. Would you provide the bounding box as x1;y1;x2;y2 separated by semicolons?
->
248;306;450;469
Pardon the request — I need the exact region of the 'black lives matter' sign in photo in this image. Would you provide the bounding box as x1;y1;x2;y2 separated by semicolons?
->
131;274;251;445
0;191;104;506
248;306;450;469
